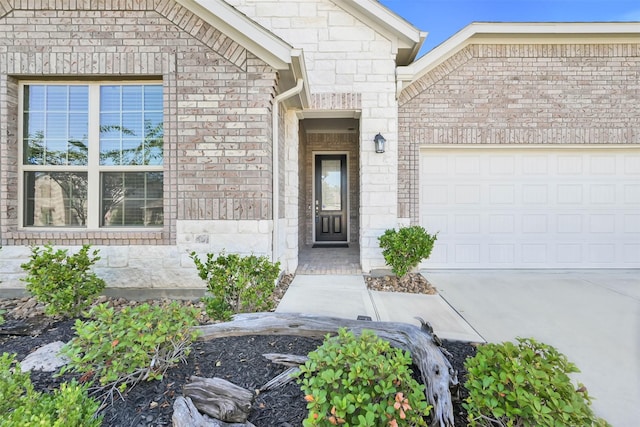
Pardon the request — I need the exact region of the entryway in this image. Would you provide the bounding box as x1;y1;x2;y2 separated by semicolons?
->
314;154;348;243
296;117;361;273
297;244;361;275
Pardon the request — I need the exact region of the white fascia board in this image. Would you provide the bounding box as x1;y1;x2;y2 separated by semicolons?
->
177;0;294;70
398;22;640;89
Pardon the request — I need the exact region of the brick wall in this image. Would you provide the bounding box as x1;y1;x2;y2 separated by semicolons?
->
398;42;640;223
0;0;277;247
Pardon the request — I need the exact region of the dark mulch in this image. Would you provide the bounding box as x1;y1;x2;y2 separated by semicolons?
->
0;313;477;427
0;273;476;427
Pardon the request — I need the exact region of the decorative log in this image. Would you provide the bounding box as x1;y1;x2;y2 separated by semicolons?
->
183;376;255;423
197;312;457;427
259;366;300;391
262;353;309;367
172;396;256;427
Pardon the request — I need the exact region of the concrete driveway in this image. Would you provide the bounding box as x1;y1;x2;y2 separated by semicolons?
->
425;269;640;427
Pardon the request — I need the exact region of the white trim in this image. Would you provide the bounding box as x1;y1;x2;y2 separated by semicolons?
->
419;144;640;150
312;151;351;244
177;0;295;70
18;80;163;230
398;22;640;91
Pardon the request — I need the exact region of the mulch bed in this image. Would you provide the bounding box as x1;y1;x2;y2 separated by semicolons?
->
0;274;476;427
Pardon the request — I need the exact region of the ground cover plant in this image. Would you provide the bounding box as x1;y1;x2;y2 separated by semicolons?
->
59;302;201;401
297;328;431;426
20;244;105;317
378;226;437;278
464;338;609;427
190;251;281;320
0;352;102;427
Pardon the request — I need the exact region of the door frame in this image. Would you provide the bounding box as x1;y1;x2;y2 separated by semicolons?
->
312;151;350;243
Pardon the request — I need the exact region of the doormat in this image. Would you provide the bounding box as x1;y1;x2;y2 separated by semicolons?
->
312;243;349;248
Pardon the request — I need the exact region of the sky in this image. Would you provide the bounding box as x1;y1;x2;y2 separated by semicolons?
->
379;0;640;57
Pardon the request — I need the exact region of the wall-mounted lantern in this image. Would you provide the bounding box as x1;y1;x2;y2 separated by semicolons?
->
374;133;386;153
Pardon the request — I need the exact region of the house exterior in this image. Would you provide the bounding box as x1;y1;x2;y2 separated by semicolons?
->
0;1;638;290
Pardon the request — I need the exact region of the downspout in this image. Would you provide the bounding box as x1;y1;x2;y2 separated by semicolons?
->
272;78;304;262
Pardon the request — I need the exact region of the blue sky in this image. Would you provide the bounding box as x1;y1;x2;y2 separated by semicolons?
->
379;0;640;57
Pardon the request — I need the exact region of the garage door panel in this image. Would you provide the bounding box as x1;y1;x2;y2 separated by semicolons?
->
455;245;481;263
624;245;640;263
489;156;516;175
591;156;617;174
624;156;640;174
590;185;616;204
557;184;583;204
488;244;515;263
589;244;616;263
455;185;481;203
523;184;548;204
557;244;583;264
489;215;515;233
489;185;515;204
522;214;548;234
625;214;640;233
522;244;548;264
590;214;616;233
557;214;583;233
624;185;640;203
558;155;584;174
422;185;448;205
455;156;480;174
420;148;638;268
523;156;549;174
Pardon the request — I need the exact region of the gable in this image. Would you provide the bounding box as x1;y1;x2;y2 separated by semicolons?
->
225;0;424;66
398;22;640;99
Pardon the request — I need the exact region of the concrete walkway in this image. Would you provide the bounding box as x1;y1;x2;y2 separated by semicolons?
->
275;274;483;342
426;269;640;427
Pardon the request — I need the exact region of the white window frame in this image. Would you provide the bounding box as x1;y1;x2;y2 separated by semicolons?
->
18;80;164;230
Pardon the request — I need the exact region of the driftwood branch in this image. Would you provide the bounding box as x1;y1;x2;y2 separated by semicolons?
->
197;312;457;427
172;396;255;427
262;353;309;367
259;366;300;391
183;376;254;423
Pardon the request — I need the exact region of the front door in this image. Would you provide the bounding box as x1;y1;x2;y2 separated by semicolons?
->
315;154;348;242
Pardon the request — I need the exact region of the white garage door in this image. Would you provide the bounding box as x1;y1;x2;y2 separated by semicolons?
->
420;147;640;268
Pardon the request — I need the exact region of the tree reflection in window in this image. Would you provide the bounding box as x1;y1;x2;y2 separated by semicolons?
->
22;84;163;227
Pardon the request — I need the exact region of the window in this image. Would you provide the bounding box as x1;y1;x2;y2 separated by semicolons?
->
21;83;163;228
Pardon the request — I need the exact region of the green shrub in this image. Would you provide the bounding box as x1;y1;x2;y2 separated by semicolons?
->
378;226;437;278
0;353;102;427
20;244;105;317
190;251;281;321
0;352;33;415
60;302;200;398
297;328;430;427
463;338;610;427
0;309;5;326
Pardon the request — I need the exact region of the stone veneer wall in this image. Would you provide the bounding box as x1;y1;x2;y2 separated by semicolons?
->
398;42;640;224
303;132;360;246
226;0;400;272
0;0;278;288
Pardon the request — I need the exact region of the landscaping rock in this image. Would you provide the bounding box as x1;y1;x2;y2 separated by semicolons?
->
20;340;69;372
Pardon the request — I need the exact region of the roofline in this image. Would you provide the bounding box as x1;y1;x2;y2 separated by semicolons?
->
398;22;640;90
334;0;425;64
178;0;296;70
